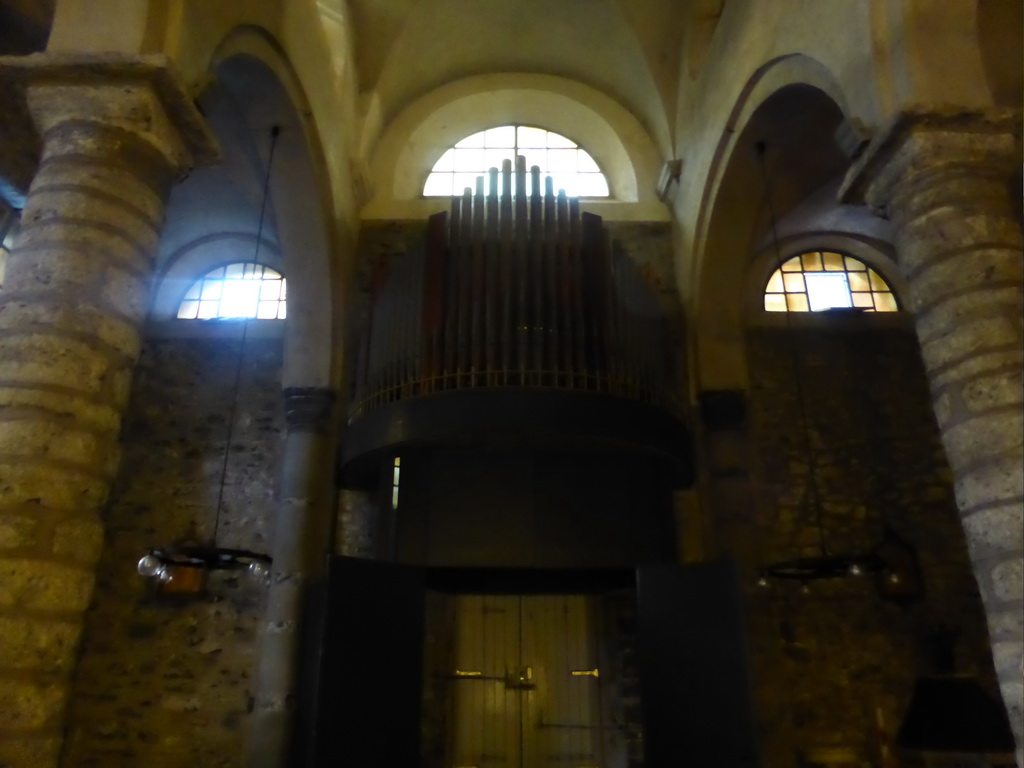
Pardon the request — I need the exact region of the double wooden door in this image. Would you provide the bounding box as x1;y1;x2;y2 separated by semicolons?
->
428;594;606;768
313;558;760;768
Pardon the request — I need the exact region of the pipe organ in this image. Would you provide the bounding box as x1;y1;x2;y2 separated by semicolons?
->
325;160;699;765
353;157;674;416
341;156;692;486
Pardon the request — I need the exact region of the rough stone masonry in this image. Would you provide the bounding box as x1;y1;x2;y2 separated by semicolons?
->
0;55;216;768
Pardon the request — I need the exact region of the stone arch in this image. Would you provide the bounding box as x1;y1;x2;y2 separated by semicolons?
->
689;55;891;391
364;73;666;221
153;26;338;388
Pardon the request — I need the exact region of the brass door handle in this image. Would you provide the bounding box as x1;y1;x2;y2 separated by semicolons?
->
446;670;503;680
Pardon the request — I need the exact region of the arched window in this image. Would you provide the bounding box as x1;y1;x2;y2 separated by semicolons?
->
423;125;609;198
177;262;287;320
764;251;898;312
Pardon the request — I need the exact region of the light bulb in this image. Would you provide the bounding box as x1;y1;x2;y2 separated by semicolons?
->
157;567;173;583
849;563;863;577
888;572;901;584
800;582;811;595
138;553;163;578
757;575;769;588
248;560;270;583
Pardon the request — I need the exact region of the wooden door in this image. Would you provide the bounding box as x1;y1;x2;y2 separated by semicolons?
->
521;595;605;768
449;594;522;767
437;594;606;768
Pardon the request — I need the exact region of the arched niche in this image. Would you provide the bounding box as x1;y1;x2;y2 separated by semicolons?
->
688;57;895;392
976;0;1023;107
364;73;667;221
152;32;338;389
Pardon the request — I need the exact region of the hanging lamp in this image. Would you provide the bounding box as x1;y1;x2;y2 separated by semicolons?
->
137;127;281;594
752;140;917;595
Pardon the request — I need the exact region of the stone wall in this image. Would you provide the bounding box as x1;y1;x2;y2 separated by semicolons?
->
335;489;377;558
60;335;284;768
719;321;1001;767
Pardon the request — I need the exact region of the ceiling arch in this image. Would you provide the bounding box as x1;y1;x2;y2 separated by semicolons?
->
687;56;897;391
155;41;338;388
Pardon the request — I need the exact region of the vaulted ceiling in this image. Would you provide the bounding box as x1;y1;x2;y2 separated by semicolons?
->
347;0;696;152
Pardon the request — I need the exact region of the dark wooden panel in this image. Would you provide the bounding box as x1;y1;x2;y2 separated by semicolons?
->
398;447;674;570
339;389;694;489
423;448;535;567
424;566;635;594
637;560;760;768
314;557;425;767
534;452;675;567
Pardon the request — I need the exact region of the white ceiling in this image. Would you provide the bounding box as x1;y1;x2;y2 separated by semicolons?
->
347;0;695;154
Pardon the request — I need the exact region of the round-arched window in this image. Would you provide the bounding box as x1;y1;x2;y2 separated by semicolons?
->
764;251;898;312
423;125;609;198
176;262;286;320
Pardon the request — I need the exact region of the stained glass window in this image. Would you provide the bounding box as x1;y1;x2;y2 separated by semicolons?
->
764;252;898;313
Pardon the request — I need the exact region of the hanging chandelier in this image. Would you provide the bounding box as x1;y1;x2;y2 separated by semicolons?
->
752;140;921;598
137;127;280;595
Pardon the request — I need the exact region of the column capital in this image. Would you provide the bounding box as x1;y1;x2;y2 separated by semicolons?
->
283;387;337;434
839;107;1021;212
0;53;219;180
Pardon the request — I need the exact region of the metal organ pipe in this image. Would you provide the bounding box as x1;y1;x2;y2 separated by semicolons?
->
515;156;528;384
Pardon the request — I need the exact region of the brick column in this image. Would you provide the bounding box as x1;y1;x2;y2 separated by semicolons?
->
0;55;215;768
842;109;1023;759
249;387;337;768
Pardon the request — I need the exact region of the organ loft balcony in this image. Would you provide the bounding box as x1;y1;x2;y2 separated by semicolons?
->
340;157;693;488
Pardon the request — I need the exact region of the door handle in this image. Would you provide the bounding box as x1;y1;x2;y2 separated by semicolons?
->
447;670;503;680
570;668;599;678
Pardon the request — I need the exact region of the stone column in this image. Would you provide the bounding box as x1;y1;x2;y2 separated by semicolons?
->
249;387;337;768
0;55;216;768
842;109;1023;759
